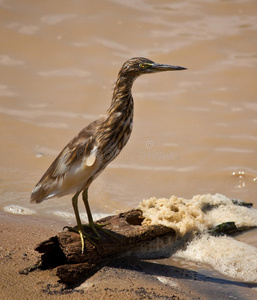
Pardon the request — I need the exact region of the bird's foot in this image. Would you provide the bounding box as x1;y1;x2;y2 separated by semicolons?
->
63;223;117;253
63;225;98;253
63;225;93;238
88;222;118;241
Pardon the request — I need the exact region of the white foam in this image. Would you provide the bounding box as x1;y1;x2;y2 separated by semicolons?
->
3;205;36;215
138;194;257;282
156;276;178;287
138;194;257;235
52;211;110;222
174;234;257;282
52;211;74;219
93;213;111;221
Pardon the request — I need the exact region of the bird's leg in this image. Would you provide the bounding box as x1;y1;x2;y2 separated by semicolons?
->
64;192;97;253
82;188;100;238
82;188;117;240
71;192;85;252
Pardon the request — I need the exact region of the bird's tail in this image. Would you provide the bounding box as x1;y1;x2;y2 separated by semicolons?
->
30;183;49;203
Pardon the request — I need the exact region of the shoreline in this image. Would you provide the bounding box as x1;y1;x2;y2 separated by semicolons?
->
0;212;190;299
1;212;256;300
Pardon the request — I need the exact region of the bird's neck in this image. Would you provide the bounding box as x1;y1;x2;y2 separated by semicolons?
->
98;74;134;159
107;75;135;117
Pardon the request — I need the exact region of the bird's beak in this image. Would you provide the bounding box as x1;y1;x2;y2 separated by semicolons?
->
152;63;187;72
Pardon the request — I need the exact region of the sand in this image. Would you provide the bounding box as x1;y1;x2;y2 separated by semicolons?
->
2;212;256;300
0;212;199;300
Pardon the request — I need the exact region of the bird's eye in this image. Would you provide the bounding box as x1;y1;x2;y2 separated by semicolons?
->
139;63;152;69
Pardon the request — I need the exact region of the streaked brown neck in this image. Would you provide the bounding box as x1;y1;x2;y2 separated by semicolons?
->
107;72;135;117
97;71;135;163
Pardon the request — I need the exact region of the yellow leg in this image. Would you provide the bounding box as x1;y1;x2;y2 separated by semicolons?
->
82;188;118;240
82;188;100;238
71;192;85;252
65;189;117;253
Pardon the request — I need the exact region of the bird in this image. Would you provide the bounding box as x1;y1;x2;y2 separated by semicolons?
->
31;57;187;252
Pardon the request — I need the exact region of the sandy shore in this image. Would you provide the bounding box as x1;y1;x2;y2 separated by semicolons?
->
2;212;256;300
0;212;200;300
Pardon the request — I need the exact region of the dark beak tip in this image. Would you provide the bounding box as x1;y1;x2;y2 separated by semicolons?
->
177;66;187;71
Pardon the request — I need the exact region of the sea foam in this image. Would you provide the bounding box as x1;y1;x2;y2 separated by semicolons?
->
138;194;257;282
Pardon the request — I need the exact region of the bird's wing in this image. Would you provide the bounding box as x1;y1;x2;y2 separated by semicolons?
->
51;138;95;178
31;121;100;203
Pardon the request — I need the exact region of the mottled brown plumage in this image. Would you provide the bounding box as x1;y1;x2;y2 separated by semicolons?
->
31;57;186;252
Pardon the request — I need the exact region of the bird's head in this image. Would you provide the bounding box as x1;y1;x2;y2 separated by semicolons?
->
119;57;187;79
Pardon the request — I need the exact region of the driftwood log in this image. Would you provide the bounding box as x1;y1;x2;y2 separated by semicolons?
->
24;200;255;286
33;209;176;285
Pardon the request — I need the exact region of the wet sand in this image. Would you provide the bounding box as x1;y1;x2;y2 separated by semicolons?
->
1;211;257;300
0;212;193;300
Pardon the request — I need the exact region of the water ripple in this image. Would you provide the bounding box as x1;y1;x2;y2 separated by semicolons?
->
41;14;77;25
38;69;90;78
214;147;254;154
0;55;25;66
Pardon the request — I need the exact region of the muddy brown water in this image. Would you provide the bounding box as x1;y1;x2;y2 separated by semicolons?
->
0;1;257;297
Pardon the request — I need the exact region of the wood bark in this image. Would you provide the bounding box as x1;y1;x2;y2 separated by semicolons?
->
34;209;176;285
